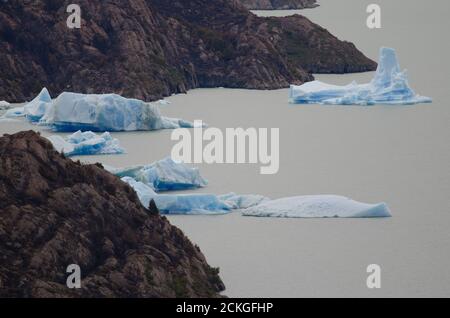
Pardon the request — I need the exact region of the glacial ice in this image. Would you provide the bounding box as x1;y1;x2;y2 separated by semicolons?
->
3;106;25;118
0;101;10;107
155;99;171;105
121;176;270;215
121;177;231;215
2;88;51;120
242;195;391;218
121;172;388;217
218;192;270;209
289;47;432;105
47;130;125;157
40;92;198;132
24;88;52;122
2;89;200;132
110;157;208;191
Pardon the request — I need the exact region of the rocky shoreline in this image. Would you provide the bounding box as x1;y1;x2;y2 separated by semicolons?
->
0;131;225;297
0;0;375;103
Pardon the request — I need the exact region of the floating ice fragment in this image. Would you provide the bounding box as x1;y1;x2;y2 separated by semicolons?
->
0;101;10;107
111;157;208;191
24;88;52;122
3;106;25;118
218;192;270;209
242;195;391;218
121;177;231;215
39;92;199;132
47;130;125;157
121;176;270;215
289;47;432;105
155;99;171;105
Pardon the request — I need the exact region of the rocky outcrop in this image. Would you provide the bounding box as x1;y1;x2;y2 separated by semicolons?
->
0;0;375;102
239;0;318;10
0;131;225;298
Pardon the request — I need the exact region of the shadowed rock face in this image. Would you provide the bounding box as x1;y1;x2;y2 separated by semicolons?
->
239;0;318;10
0;0;375;102
0;131;224;298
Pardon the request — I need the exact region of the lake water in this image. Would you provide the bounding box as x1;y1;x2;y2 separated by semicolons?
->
1;0;449;297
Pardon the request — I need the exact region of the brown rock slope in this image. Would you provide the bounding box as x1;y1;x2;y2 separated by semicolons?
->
0;0;375;102
0;131;224;298
239;0;318;10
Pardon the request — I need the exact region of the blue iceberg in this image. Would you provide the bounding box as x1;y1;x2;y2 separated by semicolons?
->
2;88;51;120
24;88;52;122
39;92;200;132
242;195;391;218
121;176;269;215
289;47;432;105
3;106;25;118
110;157;208;191
121;177;230;215
218;193;270;209
47;130;125;157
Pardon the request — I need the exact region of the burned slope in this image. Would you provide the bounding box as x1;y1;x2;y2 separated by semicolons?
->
0;131;224;298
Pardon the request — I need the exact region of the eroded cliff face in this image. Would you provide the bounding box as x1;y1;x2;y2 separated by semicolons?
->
0;0;375;102
239;0;318;10
0;131;225;298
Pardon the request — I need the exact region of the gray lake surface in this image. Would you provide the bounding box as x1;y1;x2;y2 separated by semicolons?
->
1;0;449;297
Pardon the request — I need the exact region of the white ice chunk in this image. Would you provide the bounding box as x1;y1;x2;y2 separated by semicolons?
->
121;177;231;215
290;47;432;105
121;176;158;204
111;157;208;191
47;130;125;157
23;88;52;122
242;195;391;218
0;101;10;107
218;192;270;209
121;176;270;215
39;92;199;132
155;99;171;105
3;106;25;118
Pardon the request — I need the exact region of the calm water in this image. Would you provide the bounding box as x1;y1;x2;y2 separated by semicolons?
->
1;0;449;297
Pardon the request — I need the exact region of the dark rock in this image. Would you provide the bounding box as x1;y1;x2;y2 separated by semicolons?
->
239;0;318;10
149;199;160;216
0;0;376;102
0;131;224;298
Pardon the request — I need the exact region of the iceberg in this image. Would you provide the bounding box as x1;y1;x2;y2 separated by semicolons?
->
218;192;270;209
2;88;51;120
155;99;171;105
121;177;231;215
121;176;270;215
242;195;391;218
110;157;208;191
0;101;10;108
24;88;52;122
40;92;199;132
47;130;125;157
1;89;202;131
3;106;25;118
289;47;432;105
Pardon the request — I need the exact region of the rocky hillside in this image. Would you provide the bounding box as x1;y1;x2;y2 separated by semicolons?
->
0;0;375;102
0;131;224;298
239;0;318;10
